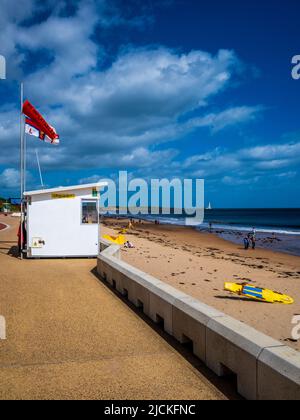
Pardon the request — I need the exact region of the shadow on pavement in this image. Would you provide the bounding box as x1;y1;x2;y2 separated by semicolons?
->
91;266;243;401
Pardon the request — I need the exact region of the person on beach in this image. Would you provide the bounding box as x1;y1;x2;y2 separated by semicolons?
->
209;222;213;233
124;241;135;249
246;231;256;250
244;236;250;250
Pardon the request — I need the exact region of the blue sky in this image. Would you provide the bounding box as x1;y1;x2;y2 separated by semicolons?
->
0;0;299;208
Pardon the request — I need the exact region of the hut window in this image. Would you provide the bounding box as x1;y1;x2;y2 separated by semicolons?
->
82;200;98;224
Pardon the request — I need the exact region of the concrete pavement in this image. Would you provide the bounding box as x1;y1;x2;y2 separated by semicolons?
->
0;215;226;400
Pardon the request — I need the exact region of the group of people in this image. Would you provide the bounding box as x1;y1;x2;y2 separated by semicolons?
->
244;228;256;250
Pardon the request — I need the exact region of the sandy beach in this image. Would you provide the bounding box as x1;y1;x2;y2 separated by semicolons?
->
102;218;300;352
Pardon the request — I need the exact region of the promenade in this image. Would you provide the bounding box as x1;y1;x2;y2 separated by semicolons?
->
0;215;227;400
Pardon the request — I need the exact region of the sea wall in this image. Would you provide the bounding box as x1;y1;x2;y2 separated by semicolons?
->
97;241;300;400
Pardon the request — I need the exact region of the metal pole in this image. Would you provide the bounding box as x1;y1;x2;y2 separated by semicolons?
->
98;191;100;255
20;82;24;259
36;149;44;188
24;130;27;193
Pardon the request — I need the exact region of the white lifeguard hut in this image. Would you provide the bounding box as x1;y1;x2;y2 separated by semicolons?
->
24;182;107;258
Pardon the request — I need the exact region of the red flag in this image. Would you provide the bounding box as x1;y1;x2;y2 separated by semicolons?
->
22;100;59;142
25;117;60;145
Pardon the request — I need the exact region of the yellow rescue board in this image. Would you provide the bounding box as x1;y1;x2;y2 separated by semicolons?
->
102;234;126;245
224;283;294;305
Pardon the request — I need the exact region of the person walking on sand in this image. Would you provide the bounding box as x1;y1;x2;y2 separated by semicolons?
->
251;235;256;250
243;236;250;250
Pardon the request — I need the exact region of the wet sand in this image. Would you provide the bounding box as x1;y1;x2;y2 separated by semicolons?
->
102;218;300;352
0;215;228;400
216;229;300;257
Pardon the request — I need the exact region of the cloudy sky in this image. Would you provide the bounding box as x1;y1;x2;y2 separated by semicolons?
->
0;0;299;207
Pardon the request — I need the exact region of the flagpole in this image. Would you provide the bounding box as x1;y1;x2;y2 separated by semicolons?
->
36;149;44;188
24;128;27;193
20;82;24;259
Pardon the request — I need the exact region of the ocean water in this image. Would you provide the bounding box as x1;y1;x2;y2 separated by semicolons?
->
200;208;300;235
139;208;300;235
106;208;300;255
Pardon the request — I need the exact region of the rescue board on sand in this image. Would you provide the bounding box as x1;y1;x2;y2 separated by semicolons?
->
102;234;126;245
224;282;294;304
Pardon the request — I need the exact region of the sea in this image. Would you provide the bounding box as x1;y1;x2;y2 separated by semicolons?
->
108;208;300;256
164;208;300;234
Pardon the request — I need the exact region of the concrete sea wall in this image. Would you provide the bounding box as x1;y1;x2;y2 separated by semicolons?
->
97;240;300;400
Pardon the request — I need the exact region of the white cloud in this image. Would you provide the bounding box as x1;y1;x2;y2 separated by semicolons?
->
0;0;264;192
179;140;300;182
190;106;263;133
0;167;35;195
0;168;20;189
0;42;260;171
0;0;65;78
275;171;297;179
239;142;300;160
79;175;102;185
222;175;261;186
17;2;99;82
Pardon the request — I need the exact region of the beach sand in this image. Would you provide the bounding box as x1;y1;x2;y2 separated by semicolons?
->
102;218;300;352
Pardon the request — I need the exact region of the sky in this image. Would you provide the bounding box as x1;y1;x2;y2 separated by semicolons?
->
0;0;299;208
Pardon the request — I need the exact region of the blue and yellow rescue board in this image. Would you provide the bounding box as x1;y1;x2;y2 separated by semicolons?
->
224;283;294;304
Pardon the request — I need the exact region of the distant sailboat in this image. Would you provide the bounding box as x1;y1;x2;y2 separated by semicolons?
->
207;202;212;210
